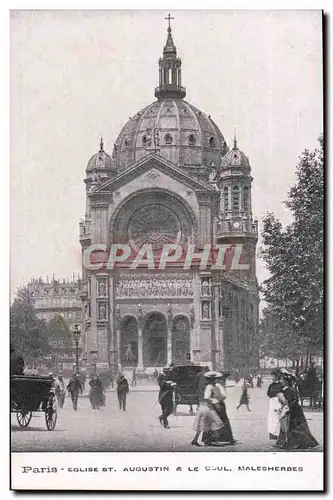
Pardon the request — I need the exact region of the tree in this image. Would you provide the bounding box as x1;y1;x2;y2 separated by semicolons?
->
260;136;323;354
47;314;72;351
10;286;50;359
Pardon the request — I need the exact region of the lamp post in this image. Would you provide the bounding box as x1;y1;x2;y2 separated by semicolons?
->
73;324;81;375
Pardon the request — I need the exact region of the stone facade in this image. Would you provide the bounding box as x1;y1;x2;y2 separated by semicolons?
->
79;23;259;372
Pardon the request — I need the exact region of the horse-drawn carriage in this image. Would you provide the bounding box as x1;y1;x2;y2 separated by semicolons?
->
11;374;58;430
163;364;203;415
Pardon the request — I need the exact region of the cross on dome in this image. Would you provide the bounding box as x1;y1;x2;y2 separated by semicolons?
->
165;13;174;32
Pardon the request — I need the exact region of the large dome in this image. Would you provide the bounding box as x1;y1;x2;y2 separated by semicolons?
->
112;99;228;171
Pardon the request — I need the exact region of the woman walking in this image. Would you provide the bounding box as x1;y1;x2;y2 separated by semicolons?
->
89;374;105;410
267;370;282;440
276;372;318;450
191;371;224;447
237;379;251;411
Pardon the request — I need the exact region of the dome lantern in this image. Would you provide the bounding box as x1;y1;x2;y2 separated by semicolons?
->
154;14;186;100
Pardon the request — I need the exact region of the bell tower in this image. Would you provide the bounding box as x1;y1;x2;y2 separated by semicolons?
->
216;134;258;282
155;14;186;100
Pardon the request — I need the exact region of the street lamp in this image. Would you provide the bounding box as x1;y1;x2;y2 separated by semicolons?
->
73;324;81;375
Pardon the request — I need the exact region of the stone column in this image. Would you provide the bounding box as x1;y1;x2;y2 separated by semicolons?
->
212;278;220;370
115;304;121;372
137;303;144;371
167;304;173;365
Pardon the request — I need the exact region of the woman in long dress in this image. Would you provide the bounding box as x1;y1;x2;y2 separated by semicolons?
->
191;372;223;446
203;375;235;445
89;375;105;410
276;373;318;450
267;370;282;440
237;379;251;411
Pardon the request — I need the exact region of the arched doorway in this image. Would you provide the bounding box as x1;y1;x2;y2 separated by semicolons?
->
172;315;190;365
143;312;167;367
120;316;138;367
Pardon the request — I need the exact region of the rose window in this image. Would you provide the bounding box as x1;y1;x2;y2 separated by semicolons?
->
128;204;181;250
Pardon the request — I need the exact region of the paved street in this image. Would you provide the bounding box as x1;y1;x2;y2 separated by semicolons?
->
11;381;323;452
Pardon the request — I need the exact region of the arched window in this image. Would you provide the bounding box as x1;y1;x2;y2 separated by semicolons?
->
209;136;216;148
223;187;229;212
164;133;173;145
233;186;240;213
168;68;172;84
243;186;249;212
188;134;196;146
142;135;147;147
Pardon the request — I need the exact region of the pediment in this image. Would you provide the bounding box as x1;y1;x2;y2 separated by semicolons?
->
90;153;216;195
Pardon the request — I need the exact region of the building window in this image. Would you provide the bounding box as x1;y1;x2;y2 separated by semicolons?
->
223;187;228;212
168;68;172;84
142;135;147;147
188;134;196;147
164;133;173;145
233;186;240;213
243;187;249;212
209;136;215;148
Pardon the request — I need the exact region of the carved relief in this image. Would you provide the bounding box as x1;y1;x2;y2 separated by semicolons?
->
145;170;161;184
116;273;194;298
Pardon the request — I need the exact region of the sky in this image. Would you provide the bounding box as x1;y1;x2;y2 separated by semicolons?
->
10;9;323;296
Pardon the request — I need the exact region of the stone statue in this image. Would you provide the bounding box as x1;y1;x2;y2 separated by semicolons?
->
85;302;90;320
202;278;210;296
99;303;107;320
202;301;210;320
99;280;106;296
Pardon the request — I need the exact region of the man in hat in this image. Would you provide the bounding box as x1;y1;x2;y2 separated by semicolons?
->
157;373;175;429
117;373;129;411
66;373;83;410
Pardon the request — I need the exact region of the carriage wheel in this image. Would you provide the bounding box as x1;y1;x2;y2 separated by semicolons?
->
45;394;58;431
17;410;32;428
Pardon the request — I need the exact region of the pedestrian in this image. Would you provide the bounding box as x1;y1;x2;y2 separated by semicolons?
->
201;371;235;446
256;373;263;388
54;375;66;408
267;370;282;440
191;371;224;447
89;374;105;410
117;373;129;411
194;366;209;410
275;372;318;450
66;373;83;410
131;367;137;387
79;371;86;392
157;373;175;429
237;379;251;411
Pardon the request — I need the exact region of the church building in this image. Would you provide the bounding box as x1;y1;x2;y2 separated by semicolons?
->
79;18;259;373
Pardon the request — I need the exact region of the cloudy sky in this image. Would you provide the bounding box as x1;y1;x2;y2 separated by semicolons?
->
10;9;323;295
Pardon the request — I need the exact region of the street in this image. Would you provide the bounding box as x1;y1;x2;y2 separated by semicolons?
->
11;381;323;453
